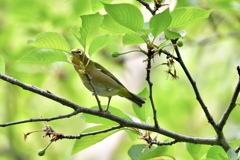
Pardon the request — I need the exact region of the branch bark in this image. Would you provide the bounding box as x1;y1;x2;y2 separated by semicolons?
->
171;39;217;129
146;50;160;128
0;73;217;146
170;40;240;152
217;69;240;129
0;111;79;127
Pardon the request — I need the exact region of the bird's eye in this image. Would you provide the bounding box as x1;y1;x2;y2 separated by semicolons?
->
71;49;83;55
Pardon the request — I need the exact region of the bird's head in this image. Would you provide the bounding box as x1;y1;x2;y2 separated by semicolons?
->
70;49;89;66
70;48;84;57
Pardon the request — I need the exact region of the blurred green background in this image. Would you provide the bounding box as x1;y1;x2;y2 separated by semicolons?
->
0;0;240;159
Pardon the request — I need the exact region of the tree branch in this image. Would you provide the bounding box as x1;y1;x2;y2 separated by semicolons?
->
235;145;240;153
0;111;80;127
61;125;122;140
217;67;240;130
170;40;240;152
171;40;217;129
137;0;155;15
155;139;178;146
146;50;160;128
0;73;218;146
160;49;178;61
0;74;79;110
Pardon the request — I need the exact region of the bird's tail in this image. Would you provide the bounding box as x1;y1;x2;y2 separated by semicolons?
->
126;92;146;107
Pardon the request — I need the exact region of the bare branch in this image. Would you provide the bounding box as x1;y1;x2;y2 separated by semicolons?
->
155;139;178;146
160;49;178;61
137;0;155;15
170;40;237;152
146;50;160;128
0;111;79;127
217;68;240;129
235;145;240;153
0;73;218;146
0;74;79;111
237;66;240;76
61;125;122;140
170;40;217;129
137;0;167;15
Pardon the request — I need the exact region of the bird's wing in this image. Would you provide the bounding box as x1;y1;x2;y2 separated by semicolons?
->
93;62;127;89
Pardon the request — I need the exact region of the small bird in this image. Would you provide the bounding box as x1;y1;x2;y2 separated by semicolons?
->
70;49;145;111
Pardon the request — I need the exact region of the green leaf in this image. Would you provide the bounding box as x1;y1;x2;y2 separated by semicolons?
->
81;106;132;125
17;48;69;63
128;144;156;160
128;144;169;160
140;146;169;160
164;29;182;40
227;148;238;160
218;153;230;160
125;129;139;141
229;139;240;148
104;3;144;31
71;29;83;50
71;125;120;154
78;13;104;50
72;0;112;17
122;33;145;46
72;0;91;16
132;88;150;123
150;9;172;37
88;34;118;55
169;7;212;28
0;56;5;74
207;146;226;159
32;32;70;51
91;0;112;13
186;143;202;160
101;14;135;34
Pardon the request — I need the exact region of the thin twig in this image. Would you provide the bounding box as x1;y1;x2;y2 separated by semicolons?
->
146;50;160;128
235;145;240;153
217;68;240;130
137;0;155;15
237;66;240;76
61;125;122;139
171;39;217;129
160;49;178;60
0;111;79;127
0;74;79;111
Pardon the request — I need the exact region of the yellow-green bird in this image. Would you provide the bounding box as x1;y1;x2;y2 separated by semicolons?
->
70;49;145;111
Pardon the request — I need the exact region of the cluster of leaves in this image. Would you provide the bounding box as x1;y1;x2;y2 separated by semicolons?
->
17;3;211;63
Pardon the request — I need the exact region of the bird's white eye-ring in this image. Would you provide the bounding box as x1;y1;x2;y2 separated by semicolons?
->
71;49;83;55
